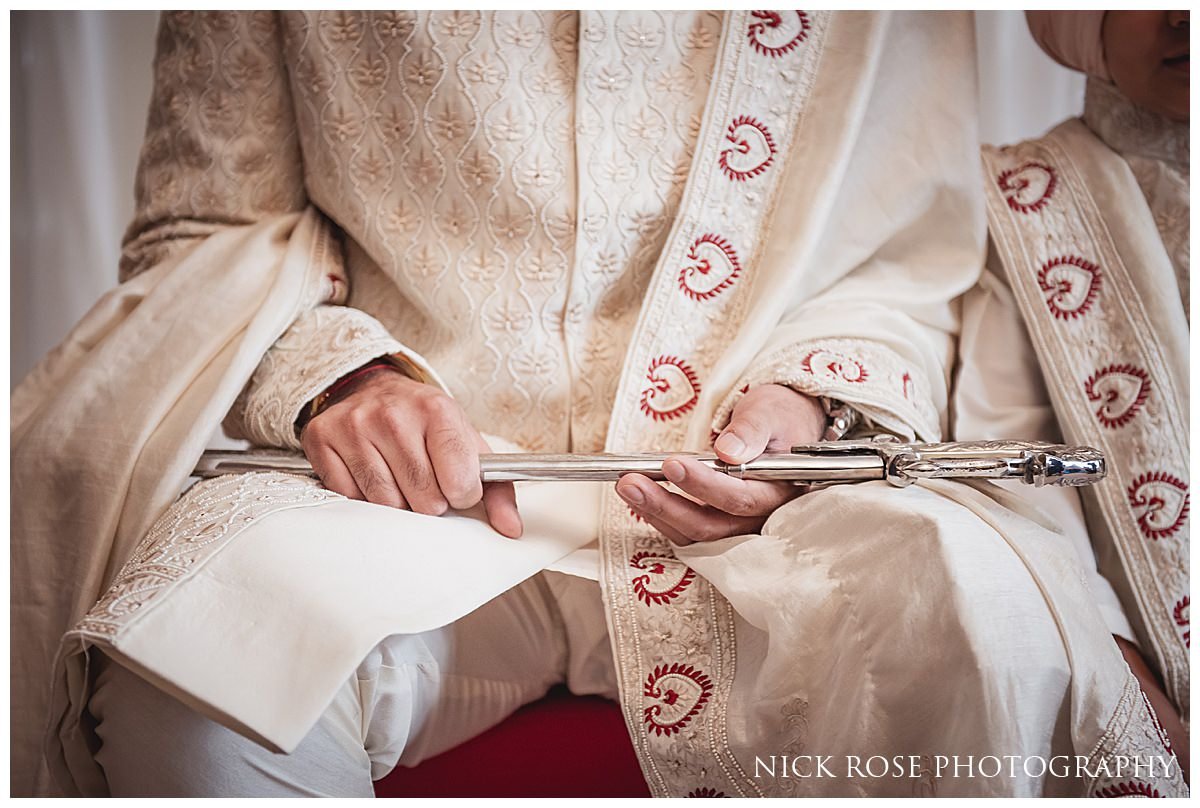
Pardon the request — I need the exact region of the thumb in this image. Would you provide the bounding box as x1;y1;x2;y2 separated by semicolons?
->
713;397;773;464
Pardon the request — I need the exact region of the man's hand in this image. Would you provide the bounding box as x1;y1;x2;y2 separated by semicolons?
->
300;367;523;538
616;384;825;545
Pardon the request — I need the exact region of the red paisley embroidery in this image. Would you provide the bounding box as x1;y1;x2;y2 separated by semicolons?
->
1175;596;1190;648
630;551;697;606
1084;364;1150;428
640;356;701;421
1094;781;1163;798
800;349;868;383
688;787;728;798
1127;472;1190;540
997;161;1057;214
719;115;777;181
678;233;741;301
747;11;810;57
643;663;713;736
1039;256;1102;320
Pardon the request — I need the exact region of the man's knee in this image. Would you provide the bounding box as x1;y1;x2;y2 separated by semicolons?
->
89;655;374;797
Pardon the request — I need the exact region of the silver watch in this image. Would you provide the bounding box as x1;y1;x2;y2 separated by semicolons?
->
820;397;860;441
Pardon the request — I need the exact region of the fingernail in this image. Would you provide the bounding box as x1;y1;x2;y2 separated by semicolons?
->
618;483;645;506
714;431;745;458
662;460;686;484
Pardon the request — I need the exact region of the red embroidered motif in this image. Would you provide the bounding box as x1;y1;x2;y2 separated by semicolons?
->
1039;256;1102;320
630;551;697;606
687;787;728;798
679;234;741;301
997;161;1057;214
801;349;868;383
1127;472;1190;540
1174;596;1190;648
901;371;914;400
1094;782;1162;798
1085;365;1150;428
719;116;777;182
628;504;646;523
643;663;713;736
640;356;701;421
747;11;810;57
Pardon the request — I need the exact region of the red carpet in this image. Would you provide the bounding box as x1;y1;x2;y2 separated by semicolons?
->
374;686;650;798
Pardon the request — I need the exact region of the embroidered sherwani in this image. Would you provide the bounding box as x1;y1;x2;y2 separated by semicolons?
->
11;12;1185;797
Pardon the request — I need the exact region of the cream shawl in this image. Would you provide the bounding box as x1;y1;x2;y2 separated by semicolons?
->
11;209;339;795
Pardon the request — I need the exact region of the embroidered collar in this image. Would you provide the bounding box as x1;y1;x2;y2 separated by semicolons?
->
1083;78;1189;172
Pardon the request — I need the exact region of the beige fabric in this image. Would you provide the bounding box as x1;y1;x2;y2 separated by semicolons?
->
1082;78;1189;319
15;10;1181;799
85;478;1184;796
1025;11;1110;82
88;571;616;796
207;10;726;455
13;208;337;796
64;475;604;769
954;267;1134;641
979;100;1189;714
675;478;1180;796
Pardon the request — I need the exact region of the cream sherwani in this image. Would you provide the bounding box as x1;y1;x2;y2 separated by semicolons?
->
11;12;1185;798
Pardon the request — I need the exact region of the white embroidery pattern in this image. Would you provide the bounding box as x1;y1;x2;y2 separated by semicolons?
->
134;12;723;457
271;11;720;455
1083;673;1187;797
71;473;340;639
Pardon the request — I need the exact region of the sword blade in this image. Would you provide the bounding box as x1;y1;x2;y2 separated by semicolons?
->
192;449;886;484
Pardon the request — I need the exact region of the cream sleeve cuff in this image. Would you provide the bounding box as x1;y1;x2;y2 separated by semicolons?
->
225;305;445;450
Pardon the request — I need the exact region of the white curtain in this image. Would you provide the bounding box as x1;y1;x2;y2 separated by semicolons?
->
9;11;1085;385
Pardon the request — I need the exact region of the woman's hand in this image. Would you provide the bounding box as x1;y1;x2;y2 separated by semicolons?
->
299;366;523;538
616;384;825;545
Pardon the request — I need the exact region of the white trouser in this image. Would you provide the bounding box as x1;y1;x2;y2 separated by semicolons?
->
88;571;617;797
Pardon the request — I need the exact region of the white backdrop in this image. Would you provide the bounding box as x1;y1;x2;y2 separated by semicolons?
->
10;10;1085;385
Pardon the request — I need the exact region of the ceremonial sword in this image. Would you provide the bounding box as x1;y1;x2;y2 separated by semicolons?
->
193;439;1105;488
